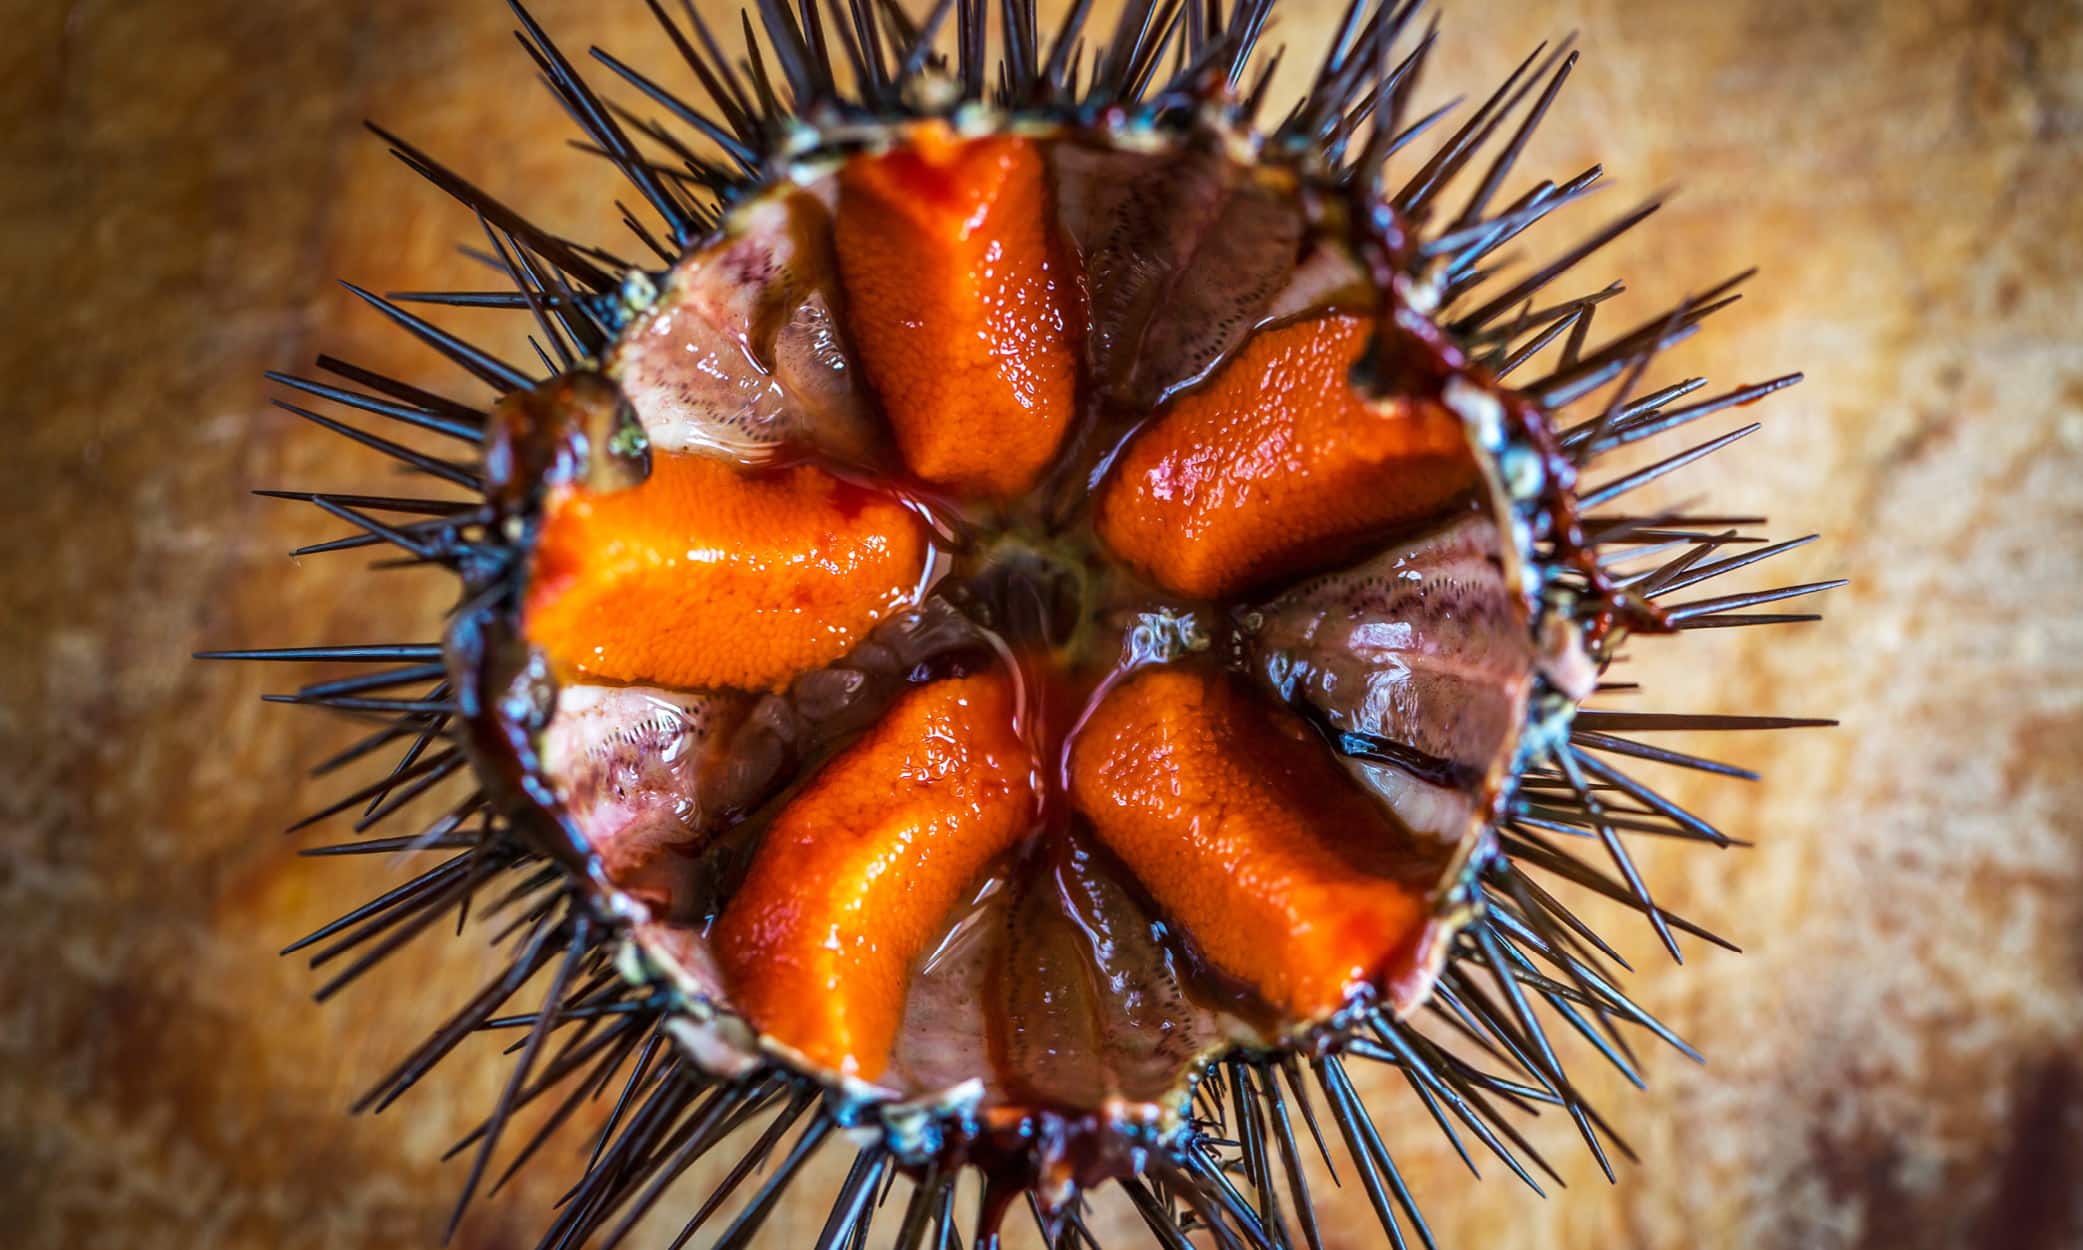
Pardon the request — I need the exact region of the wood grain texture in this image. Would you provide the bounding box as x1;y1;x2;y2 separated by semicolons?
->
3;1;2080;1247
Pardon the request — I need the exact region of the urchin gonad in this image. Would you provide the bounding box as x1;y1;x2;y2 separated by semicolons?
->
206;1;1838;1245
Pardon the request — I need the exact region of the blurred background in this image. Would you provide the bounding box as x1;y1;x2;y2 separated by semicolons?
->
3;1;2080;1247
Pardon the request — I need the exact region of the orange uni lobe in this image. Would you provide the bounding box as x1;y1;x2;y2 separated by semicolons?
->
1096;313;1477;599
714;673;1035;1079
1068;668;1430;1021
524;452;927;692
835;128;1080;498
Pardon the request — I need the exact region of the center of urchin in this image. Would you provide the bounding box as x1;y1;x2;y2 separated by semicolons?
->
949;532;1109;654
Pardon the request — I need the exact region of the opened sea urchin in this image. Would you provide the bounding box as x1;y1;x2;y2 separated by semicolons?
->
205;1;1838;1245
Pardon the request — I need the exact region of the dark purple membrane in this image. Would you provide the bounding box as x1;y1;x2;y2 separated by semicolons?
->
890;832;1245;1110
605;187;886;467
1249;510;1536;845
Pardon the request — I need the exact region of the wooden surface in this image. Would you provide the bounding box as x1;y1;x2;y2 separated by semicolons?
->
5;1;2082;1247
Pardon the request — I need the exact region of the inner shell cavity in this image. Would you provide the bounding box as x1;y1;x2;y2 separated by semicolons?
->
487;123;1538;1132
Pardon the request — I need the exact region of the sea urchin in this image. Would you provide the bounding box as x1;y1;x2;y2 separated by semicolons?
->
204;1;1838;1246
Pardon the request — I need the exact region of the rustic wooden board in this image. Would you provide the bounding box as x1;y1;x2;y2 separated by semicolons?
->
4;1;2081;1247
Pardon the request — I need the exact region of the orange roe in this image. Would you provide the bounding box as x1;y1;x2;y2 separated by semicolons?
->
714;673;1035;1079
524;452;928;692
835;127;1081;498
1096;313;1477;598
1069;667;1428;1020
